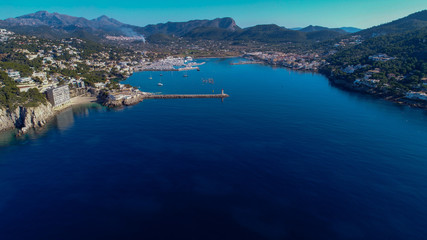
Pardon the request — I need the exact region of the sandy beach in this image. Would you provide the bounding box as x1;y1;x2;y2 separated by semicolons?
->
69;96;98;106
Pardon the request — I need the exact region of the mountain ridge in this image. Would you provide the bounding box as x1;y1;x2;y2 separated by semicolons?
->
1;10;427;44
0;11;241;41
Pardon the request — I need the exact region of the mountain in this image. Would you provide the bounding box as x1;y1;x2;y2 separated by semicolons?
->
0;11;139;40
4;10;426;44
294;25;361;33
0;11;240;41
183;27;236;41
358;10;427;37
233;24;306;42
299;25;346;34
184;24;347;43
305;29;346;41
340;27;362;33
135;17;240;37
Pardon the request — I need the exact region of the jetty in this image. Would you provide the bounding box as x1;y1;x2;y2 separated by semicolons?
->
230;61;263;65
145;93;229;99
102;89;229;107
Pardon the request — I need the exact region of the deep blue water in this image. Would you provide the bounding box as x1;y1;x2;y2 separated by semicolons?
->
1;58;427;240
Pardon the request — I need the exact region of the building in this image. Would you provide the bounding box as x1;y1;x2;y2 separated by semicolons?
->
70;78;85;88
46;85;71;107
406;91;427;101
7;70;20;80
94;82;106;89
16;77;33;84
17;85;37;92
32;72;48;81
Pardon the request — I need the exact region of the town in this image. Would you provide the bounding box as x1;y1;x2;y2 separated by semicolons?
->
0;29;211;110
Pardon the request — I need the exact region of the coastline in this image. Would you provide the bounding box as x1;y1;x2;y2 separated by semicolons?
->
2;57;425;137
0;96;100;135
241;57;427;111
326;76;427;110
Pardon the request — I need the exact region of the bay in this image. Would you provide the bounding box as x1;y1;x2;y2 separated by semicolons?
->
0;58;426;239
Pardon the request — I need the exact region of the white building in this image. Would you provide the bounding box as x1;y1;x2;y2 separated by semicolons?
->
94;82;106;89
406;91;427;101
7;70;20;80
17;77;34;84
354;79;380;88
46;85;71;107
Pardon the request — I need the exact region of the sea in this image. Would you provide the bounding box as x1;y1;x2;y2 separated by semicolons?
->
0;58;426;240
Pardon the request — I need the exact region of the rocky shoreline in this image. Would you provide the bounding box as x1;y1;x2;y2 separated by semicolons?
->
101;93;146;108
0;95;99;136
0;103;55;136
247;58;427;110
327;76;427;110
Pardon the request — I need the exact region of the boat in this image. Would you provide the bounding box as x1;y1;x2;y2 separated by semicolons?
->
149;76;152;80
157;83;163;86
160;73;163;76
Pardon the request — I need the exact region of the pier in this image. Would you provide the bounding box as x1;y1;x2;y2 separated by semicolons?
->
144;93;229;99
230;61;263;65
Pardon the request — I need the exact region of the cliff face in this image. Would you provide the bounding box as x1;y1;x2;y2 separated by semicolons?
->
0;103;54;134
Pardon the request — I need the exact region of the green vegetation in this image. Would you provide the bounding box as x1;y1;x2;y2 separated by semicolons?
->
0;71;46;109
0;61;34;77
322;27;427;92
182;24;346;43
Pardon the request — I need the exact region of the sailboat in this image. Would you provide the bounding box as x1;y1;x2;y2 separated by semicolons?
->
148;74;152;80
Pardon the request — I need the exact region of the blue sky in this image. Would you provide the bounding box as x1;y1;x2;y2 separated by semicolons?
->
0;0;426;29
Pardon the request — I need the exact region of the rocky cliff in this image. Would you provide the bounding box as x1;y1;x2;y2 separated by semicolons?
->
0;103;54;135
102;95;145;108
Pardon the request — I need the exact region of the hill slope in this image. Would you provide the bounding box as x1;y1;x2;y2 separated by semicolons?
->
358;10;427;37
135;17;240;37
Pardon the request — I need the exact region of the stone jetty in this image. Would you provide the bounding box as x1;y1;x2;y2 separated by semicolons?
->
102;89;229;107
144;93;229;99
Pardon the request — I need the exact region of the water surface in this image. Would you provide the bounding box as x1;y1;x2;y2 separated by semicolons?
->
1;58;427;240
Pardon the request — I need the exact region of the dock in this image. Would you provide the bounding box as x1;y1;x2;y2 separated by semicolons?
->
230;61;263;65
144;93;229;99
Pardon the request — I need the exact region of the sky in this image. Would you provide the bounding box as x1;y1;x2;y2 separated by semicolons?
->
0;0;426;29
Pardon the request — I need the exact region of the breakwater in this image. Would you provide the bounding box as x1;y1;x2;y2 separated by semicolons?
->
102;91;229;107
144;93;229;99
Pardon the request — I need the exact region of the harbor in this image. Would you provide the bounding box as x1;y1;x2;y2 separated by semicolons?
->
138;56;205;72
230;61;263;65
